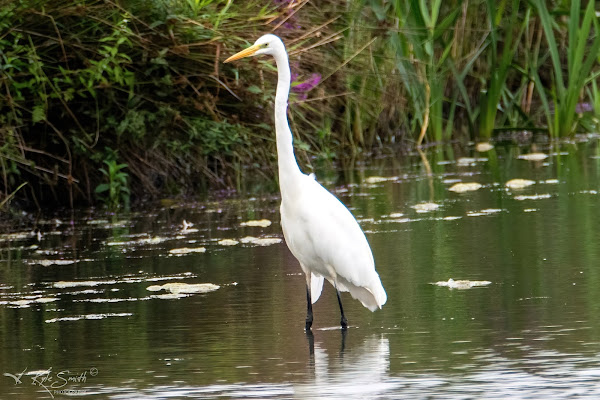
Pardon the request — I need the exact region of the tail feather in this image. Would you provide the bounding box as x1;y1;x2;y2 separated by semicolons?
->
371;281;387;308
336;275;387;312
310;273;324;304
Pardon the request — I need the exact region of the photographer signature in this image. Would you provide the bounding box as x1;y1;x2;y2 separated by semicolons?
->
4;366;97;398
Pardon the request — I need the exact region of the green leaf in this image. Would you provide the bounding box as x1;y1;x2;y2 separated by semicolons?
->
433;6;461;40
95;183;110;193
533;0;564;96
419;0;431;27
247;85;262;94
295;140;310;151
567;0;580;76
32;105;45;124
255;123;272;131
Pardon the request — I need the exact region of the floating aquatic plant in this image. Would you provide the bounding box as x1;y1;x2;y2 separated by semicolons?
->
411;202;441;213
169;247;207;256
240;219;272;227
513;194;552;201
29;259;77;267
1;297;59;308
146;282;220;294
218;239;240;246
506;179;536;189
107;236;170;247
45;313;133;323
239;236;282;246
364;176;398;184
475;142;494;152
449;182;483;193
432;279;492;289
518;153;548;161
387;212;404;218
467;209;502;217
54;280;118;289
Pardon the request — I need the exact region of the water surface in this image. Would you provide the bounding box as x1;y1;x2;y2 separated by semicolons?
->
2;140;600;398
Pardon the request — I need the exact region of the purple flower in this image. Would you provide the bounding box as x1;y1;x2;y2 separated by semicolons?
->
283;22;301;30
292;73;321;92
575;102;593;113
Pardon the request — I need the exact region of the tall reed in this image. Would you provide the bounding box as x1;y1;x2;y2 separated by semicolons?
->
531;0;600;137
389;0;462;145
477;0;525;139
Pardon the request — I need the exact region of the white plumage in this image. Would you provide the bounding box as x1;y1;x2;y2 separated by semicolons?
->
281;174;387;311
225;34;386;329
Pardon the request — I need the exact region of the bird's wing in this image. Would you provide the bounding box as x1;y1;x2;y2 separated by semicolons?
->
310;272;324;304
284;175;385;309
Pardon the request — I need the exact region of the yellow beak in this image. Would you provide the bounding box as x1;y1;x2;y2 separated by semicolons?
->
224;44;261;63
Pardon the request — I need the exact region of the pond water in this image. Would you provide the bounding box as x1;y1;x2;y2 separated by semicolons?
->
2;139;600;399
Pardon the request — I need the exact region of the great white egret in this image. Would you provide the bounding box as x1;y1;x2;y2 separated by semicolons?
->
225;34;387;330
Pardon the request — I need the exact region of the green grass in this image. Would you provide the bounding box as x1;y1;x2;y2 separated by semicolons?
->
477;0;525;139
1;0;599;209
386;0;462;145
531;0;600;137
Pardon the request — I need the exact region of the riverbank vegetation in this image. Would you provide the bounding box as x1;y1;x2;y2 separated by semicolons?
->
1;0;599;210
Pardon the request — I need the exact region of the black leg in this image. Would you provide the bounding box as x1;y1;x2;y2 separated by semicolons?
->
340;326;347;355
306;329;315;378
336;289;348;330
306;329;315;357
305;285;313;331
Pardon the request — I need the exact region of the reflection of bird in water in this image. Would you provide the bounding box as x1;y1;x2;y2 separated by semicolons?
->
298;334;393;398
225;34;387;331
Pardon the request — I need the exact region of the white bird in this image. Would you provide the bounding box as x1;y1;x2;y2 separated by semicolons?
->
225;34;386;330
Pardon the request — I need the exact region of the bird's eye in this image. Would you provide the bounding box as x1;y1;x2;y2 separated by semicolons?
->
261;43;269;48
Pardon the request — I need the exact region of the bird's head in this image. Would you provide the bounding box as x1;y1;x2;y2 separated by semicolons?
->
224;34;285;63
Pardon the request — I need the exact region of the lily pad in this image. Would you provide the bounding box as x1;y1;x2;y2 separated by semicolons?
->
4;297;59;308
443;216;462;221
432;279;492;289
218;239;239;246
411;202;440;213
518;153;548;161
506;179;535;189
467;208;502;217
240;219;272;228
449;182;482;193
364;176;397;184
146;282;220;294
475;142;494;152
514;194;552;201
239;236;282;246
54;280;117;288
45;313;132;323
107;236;169;247
140;236;169;245
388;212;404;218
30;259;76;267
169;247;206;256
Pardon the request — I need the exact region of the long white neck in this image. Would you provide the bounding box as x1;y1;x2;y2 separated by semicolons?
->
272;46;303;199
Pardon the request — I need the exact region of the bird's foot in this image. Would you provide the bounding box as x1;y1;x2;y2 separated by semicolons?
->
340;317;348;331
305;316;313;331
